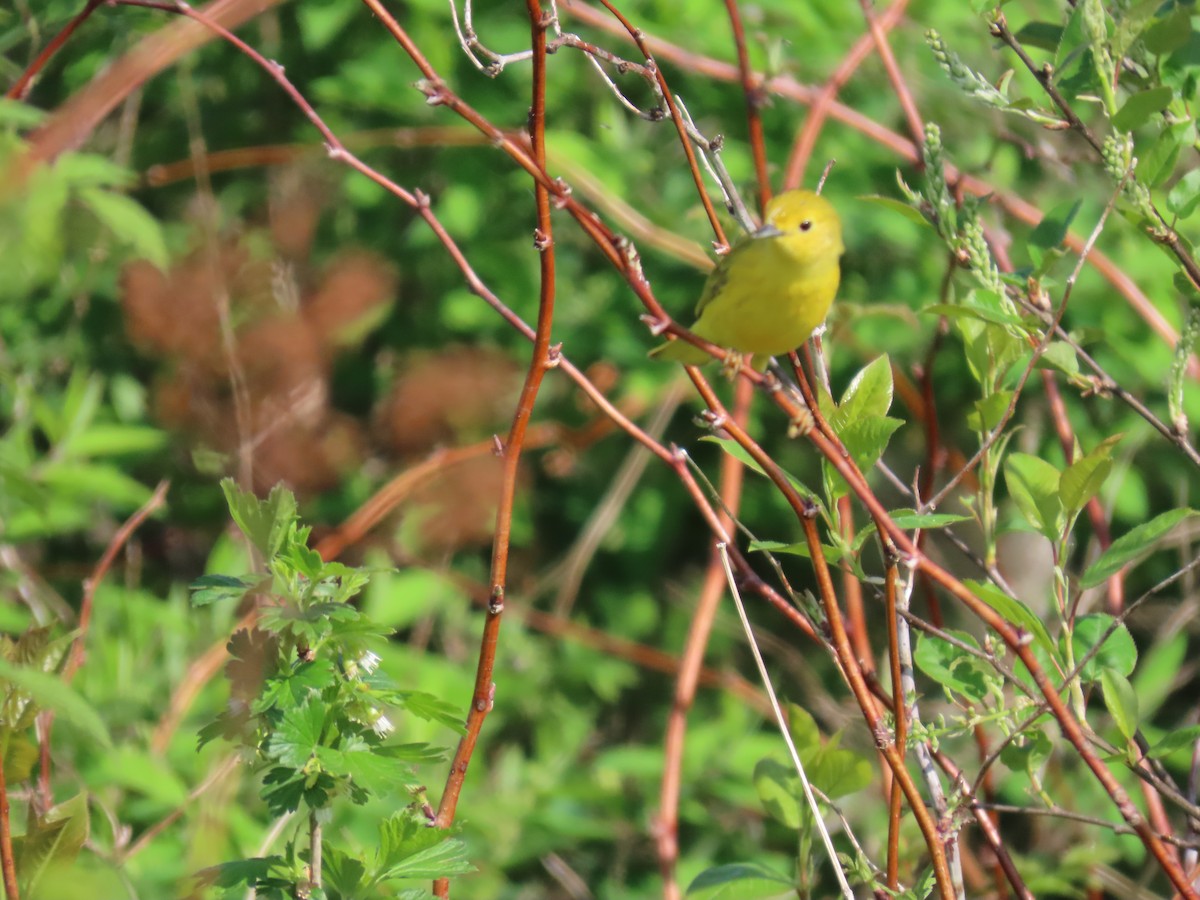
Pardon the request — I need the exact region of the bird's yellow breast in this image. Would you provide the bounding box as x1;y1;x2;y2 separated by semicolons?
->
690;234;841;358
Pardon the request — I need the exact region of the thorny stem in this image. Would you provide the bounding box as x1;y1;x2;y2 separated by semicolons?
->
432;9;557;899
720;0;770;210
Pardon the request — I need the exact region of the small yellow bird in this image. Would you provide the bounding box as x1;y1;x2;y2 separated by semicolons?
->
650;189;843;371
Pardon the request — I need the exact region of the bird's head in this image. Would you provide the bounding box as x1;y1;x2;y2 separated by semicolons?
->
756;189;844;265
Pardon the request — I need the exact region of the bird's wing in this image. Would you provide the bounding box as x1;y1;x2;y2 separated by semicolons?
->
693;239;741;317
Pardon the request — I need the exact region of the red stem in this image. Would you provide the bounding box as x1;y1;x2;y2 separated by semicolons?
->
7;0;107;101
432;12;557;899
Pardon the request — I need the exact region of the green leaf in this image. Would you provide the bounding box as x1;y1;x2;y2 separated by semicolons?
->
0;99;46;127
1138;122;1189;188
1167;169;1200;220
1100;668;1139;741
396;690;467;732
65;424;168;458
1037;341;1080;378
1111;86;1174;131
0;657;111;748
376;810;474;880
79;187;168;269
886;509;972;529
926;296;1025;329
1004;453;1065;541
1112;0;1163;58
1143;5;1192;55
190;573;265;607
14;793;90;897
1059;434;1120;520
700;436;823;505
1000;727;1052;772
1080;508;1198;588
966;579;1056;656
221;478;298;559
966;391;1013;433
913;630;992;704
266;696;326;767
1015;21;1063;51
1064;614;1137;681
837;414;904;474
38;461;153;509
1146;724;1200;759
857;194;933;227
1131;631;1186;718
315;746;421;796
832;354;893;427
754;757;800;828
1029;200;1083;250
686;862;794;897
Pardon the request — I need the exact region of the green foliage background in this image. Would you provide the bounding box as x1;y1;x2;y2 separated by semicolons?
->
3;0;1200;897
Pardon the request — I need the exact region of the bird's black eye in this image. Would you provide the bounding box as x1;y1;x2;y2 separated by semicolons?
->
799;220;813;231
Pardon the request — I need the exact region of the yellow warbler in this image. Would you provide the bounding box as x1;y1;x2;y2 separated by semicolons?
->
650;189;843;370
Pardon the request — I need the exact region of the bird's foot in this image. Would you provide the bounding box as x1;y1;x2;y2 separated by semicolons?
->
720;350;747;380
787;406;815;439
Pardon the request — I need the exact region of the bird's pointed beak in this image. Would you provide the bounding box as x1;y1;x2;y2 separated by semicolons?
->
754;223;784;238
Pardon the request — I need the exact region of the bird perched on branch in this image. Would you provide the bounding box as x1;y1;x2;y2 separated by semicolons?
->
650;189;843;371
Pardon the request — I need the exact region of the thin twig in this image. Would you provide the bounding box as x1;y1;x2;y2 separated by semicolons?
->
717;544;855;900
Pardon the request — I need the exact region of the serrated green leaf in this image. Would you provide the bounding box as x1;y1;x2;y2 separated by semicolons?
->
221;478;298;559
0;657;110;748
1112;0;1163;57
190;573;264;607
376;812;474;880
1100;668;1139;741
266;696;326;767
14;793;90;897
1081;508;1198;588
